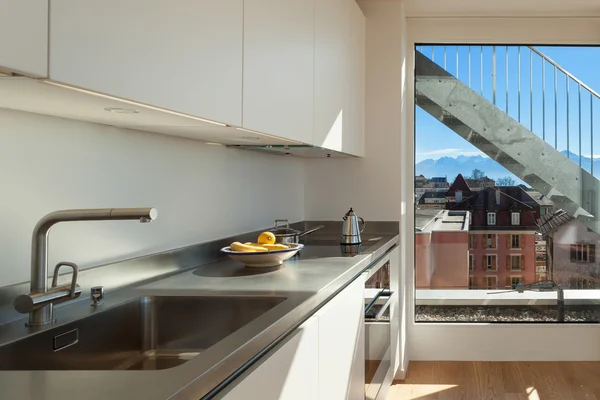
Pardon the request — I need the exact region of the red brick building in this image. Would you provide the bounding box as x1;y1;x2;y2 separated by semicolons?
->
446;175;540;289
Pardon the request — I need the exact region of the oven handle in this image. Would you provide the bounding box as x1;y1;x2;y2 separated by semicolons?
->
364;288;393;318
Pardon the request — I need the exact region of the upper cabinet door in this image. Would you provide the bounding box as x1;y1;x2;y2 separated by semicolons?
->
49;0;243;126
344;1;366;157
0;0;48;77
314;0;349;152
243;0;314;144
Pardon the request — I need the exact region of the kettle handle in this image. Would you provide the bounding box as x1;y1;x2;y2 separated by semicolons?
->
359;217;366;233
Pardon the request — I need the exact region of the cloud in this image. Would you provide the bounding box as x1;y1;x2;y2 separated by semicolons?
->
418;148;488;159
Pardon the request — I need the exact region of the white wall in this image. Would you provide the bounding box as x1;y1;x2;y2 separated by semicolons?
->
304;0;402;222
0;109;304;286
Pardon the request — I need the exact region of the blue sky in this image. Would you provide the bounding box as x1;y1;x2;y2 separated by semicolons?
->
415;45;600;164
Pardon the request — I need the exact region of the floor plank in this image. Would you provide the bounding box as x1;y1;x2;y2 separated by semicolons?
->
388;362;600;400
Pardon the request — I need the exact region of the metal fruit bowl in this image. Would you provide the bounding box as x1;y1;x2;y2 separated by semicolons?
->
220;243;304;268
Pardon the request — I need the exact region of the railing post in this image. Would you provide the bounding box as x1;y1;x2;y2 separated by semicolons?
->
493;46;496;105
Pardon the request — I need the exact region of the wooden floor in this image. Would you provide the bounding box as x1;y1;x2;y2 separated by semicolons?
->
387;361;600;400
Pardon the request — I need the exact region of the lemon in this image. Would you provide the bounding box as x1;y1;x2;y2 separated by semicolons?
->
257;231;276;245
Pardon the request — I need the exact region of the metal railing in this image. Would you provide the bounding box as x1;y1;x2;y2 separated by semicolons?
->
417;45;599;176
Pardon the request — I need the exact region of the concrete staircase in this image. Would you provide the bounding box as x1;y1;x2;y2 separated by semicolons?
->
415;50;600;233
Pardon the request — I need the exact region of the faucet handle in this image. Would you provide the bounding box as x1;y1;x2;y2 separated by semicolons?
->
90;286;104;307
52;262;79;298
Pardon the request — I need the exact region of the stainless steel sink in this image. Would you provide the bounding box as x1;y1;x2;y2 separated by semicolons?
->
0;295;286;371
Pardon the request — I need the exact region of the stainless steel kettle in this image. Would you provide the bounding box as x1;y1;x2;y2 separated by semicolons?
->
341;207;365;244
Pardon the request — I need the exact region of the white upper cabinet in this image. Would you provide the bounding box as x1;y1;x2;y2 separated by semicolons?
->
0;1;48;77
314;0;365;156
345;1;366;157
243;0;314;144
314;0;349;152
49;0;243;126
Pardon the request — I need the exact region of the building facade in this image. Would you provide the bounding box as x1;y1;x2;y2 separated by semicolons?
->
446;176;540;289
415;210;470;289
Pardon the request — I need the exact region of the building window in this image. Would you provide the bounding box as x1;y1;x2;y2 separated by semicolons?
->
486;234;496;249
469;234;474;249
511;255;521;270
511;276;522;288
511;234;521;249
469;276;475;289
486;276;497;289
486;255;497;271
469;255;474;271
570;244;596;263
456;190;462;202
487;212;496;225
511;212;520;225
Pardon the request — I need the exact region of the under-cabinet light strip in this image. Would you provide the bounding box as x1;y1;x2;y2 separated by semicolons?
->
41;80;227;126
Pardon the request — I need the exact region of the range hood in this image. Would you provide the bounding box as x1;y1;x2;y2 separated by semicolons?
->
226;144;355;158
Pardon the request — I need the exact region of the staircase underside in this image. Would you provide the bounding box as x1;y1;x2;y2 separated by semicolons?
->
415;51;600;233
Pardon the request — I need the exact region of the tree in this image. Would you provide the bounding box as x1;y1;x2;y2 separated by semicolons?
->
470;169;485;180
496;176;516;186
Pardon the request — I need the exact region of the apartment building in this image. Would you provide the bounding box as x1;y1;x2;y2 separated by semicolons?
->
415;209;470;289
446;177;540;289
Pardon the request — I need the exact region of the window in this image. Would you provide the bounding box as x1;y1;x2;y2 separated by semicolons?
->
469;255;474;270
511;212;520;225
486;234;496;249
511;276;522;288
486;255;497;270
486;276;497;290
511;234;520;249
570;244;596;263
511;255;521;270
456;191;462;202
487;212;496;225
469;276;475;289
469;234;474;249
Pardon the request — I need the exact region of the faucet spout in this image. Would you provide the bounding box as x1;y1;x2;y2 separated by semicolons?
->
23;207;157;326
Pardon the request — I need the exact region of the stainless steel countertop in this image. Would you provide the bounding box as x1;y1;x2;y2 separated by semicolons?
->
0;233;398;400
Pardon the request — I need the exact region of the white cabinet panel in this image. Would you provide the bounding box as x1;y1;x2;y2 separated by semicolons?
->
316;276;365;400
219;317;319;400
314;0;349;152
344;1;366;157
0;0;48;77
243;0;314;144
50;0;243;126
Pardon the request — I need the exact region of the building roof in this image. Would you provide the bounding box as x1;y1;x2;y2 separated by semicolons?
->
537;209;575;236
416;209;470;233
418;191;446;204
450;186;536;211
528;191;554;207
447;174;472;195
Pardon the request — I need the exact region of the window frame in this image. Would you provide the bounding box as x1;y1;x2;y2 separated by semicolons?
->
486;254;497;271
486;275;497;290
487;212;496;225
511;234;521;249
510;254;521;271
511;212;520;225
486;233;497;249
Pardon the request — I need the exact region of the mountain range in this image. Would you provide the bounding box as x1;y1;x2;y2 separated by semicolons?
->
415;151;598;183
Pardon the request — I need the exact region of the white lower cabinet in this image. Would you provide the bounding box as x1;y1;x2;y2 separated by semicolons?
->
220;276;365;400
316;276;366;400
219;316;319;400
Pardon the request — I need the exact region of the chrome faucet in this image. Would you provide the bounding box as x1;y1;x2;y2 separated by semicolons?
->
14;208;158;327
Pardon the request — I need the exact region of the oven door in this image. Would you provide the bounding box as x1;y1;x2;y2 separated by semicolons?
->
364;288;393;400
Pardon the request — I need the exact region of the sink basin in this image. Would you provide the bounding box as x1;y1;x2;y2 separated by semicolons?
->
0;295;286;371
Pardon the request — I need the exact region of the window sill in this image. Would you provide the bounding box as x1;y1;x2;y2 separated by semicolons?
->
416;289;600;306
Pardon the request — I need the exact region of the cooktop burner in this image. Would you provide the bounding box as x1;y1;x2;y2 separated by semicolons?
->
296;237;382;259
